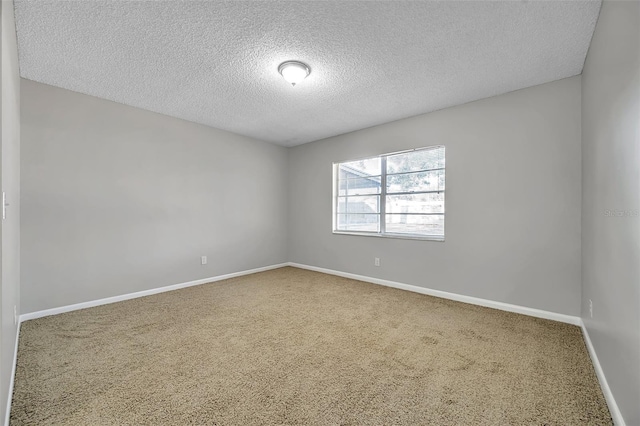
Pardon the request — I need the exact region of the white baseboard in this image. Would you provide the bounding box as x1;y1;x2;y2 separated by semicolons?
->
15;261;622;426
287;262;581;326
9;263;288;425
20;263;289;322
4;321;21;426
580;321;625;426
288;263;628;421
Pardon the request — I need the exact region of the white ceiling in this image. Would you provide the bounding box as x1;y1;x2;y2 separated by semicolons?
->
14;1;601;147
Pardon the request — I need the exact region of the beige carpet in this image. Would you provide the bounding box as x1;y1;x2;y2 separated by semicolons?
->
11;267;611;425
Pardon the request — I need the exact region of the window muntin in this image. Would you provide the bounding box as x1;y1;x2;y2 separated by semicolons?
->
333;146;445;240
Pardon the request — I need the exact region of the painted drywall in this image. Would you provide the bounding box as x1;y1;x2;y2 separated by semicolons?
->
1;0;21;421
581;0;640;424
289;77;582;316
21;79;288;314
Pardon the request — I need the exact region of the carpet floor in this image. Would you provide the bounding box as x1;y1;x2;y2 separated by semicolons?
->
11;267;611;425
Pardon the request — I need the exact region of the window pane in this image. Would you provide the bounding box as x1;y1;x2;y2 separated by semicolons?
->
337;195;380;213
385;214;444;236
339;157;381;178
386;193;444;214
386;147;444;174
386;169;445;193
339;176;382;196
337;214;380;232
334;145;445;239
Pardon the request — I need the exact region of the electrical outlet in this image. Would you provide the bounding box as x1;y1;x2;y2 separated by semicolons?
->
374;257;380;267
201;256;207;265
589;299;593;318
13;305;17;325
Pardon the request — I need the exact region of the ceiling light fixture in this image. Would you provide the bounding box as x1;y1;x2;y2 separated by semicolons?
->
278;61;311;86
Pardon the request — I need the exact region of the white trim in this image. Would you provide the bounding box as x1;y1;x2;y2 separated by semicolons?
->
19;263;289;322
332;230;445;242
287;262;581;326
5;321;21;426
10;262;623;424
580;320;626;426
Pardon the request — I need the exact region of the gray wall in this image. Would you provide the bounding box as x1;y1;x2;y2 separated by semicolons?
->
14;7;640;421
289;77;582;316
1;0;21;421
21;79;288;314
581;0;640;424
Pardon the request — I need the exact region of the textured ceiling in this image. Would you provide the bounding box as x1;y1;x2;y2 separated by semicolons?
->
14;1;601;147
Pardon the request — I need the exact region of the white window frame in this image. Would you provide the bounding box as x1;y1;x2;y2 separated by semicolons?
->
332;146;445;241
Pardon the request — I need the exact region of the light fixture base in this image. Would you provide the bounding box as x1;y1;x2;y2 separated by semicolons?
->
278;61;311;86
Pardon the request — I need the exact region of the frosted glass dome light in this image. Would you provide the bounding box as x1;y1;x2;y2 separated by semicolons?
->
278;61;311;86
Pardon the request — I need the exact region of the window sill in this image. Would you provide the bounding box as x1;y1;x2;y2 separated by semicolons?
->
332;230;445;242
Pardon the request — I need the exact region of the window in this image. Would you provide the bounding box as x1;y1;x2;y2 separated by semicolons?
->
333;146;445;240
